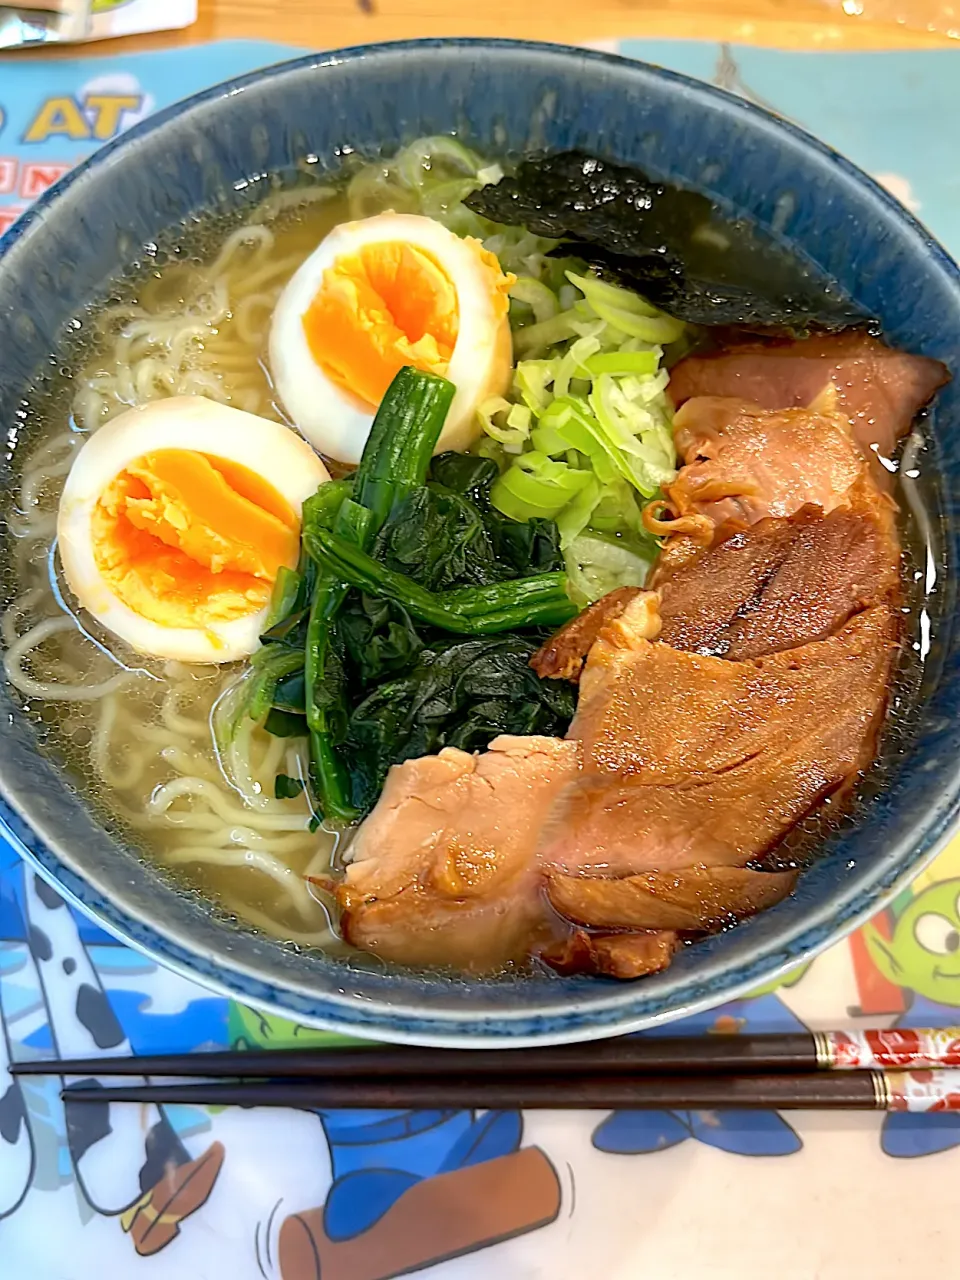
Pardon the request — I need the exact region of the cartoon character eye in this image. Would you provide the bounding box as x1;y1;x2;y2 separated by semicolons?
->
913;912;960;955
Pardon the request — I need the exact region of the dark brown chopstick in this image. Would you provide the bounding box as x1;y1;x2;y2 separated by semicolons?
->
58;1070;910;1111
17;1026;960;1080
11;1033;817;1080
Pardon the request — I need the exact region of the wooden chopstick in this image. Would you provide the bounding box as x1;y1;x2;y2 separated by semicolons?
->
58;1068;958;1111
10;1034;814;1079
14;1027;960;1079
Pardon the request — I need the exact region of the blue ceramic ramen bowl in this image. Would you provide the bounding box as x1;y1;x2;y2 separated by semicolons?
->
1;39;958;1046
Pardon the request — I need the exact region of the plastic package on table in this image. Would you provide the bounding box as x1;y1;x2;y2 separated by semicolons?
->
0;0;195;48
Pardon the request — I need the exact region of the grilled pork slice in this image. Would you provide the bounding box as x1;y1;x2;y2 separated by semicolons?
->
530;587;656;683
546;865;799;932
657;484;901;660
542;604;898;883
542;928;679;979
529;586;647;682
667;331;948;471
534;478;899;678
537;598;894;963
336;735;580;974
656;395;865;539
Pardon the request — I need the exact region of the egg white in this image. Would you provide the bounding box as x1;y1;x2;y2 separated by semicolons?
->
57;397;330;664
269;213;513;465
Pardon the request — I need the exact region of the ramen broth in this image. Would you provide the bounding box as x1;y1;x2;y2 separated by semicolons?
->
1;190;366;944
0;148;943;968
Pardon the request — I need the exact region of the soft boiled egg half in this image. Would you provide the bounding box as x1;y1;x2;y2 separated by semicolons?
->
269;212;515;464
57;397;330;664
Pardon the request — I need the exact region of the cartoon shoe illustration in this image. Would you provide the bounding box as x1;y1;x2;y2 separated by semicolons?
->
593;978;808;1159
120;1127;225;1256
0;853;229;1249
279;1143;561;1280
863;879;960;1158
229;1009;562;1280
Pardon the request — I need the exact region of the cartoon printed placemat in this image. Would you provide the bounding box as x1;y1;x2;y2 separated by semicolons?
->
2;39;960;1280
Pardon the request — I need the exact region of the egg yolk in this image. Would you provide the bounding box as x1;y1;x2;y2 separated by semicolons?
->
301;239;511;408
91;449;299;632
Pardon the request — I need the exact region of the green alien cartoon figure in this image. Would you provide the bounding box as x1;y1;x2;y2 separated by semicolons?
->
228;1004;362;1051
862;879;960;1158
864;880;960;1010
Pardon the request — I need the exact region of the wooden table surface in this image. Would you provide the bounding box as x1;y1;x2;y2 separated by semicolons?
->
23;0;960;58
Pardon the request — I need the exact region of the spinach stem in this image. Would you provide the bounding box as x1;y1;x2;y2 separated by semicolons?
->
302;367;455;822
305;528;577;633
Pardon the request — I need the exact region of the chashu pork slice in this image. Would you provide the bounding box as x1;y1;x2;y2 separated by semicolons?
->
529;586;650;682
335;735;580;974
667;331;949;476
656;481;901;661
657;395;865;536
539;602;899;885
533;479;900;677
542;928;680;979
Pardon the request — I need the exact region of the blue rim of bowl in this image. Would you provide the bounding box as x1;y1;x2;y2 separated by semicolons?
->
2;37;959;1045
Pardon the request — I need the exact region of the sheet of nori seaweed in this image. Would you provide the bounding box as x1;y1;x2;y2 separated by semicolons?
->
465;151;873;334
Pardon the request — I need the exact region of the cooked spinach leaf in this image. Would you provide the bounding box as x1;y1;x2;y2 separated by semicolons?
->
341;635;576;814
336;594;426;686
249;397;577;821
374;484;498;589
275;774;305;800
272;669;306;714
372;452;564;593
429;452;501;504
263;708;308;738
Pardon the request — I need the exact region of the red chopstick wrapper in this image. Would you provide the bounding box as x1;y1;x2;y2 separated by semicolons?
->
882;1068;960;1112
817;1027;960;1070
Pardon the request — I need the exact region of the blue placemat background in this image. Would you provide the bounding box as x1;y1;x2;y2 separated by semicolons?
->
1;40;958;252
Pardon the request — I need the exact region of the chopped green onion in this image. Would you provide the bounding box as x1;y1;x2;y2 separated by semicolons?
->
565;270;661;318
491;452;593;521
478;267;680;602
584;350;659;377
476;396;531;451
515;361;557;415
513;311;581;357
506;404;532;432
509;277;560;323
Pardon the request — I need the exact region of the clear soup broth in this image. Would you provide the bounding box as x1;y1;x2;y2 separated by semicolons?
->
0;140;944;974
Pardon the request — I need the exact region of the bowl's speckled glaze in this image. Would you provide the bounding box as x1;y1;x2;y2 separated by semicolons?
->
1;39;958;1046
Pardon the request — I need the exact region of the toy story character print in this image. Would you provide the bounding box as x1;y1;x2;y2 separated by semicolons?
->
0;848;562;1278
854;870;960;1158
593;967;810;1159
228;1008;562;1280
0;848;226;1252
